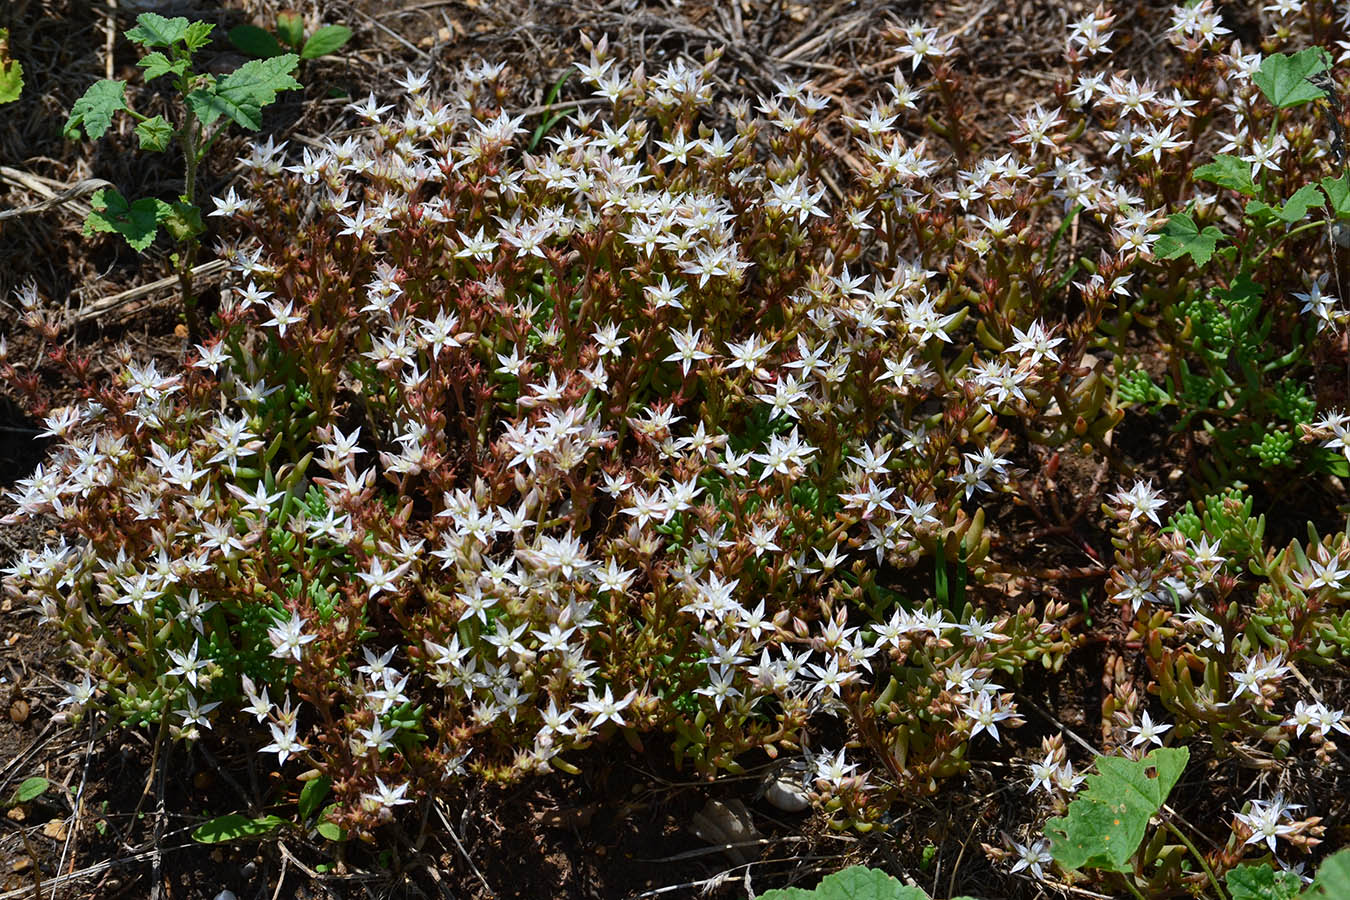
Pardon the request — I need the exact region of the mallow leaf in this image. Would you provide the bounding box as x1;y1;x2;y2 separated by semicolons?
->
1194;154;1256;197
1225;863;1301;900
1154;213;1224;267
756;866;978;900
83;188;172;252
64;79;127;140
186;54;300;130
1252;48;1330;109
1045;746;1189;874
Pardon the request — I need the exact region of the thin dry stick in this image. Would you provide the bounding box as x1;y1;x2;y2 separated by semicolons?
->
105;0;117;80
54;722;98;894
0;177;109;222
69;259;228;326
432;797;496;898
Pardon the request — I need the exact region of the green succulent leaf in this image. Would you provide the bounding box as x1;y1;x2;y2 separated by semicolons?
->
301;25;353;59
229;24;285;59
0;29;23;105
135;115;174;151
124;13;191;48
191;813;288;843
1194;155;1257;197
1252;48;1331;109
1045;746;1189;873
64;78;128;140
83;188;172;252
1154;213;1224;267
185;54;300;130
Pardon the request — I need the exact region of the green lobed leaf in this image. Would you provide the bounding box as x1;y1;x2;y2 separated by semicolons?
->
1321;175;1350;220
298;776;331;821
135;115;173;151
183;20;215;51
276;11;305;49
13;777;49;804
1247;185;1324;224
1226;863;1302;900
64;79;128;140
757;867;936;900
1045;746;1189;873
229;24;284;59
1303;848;1350;898
1154;213;1224;267
0;29;23;105
1194;154;1257;197
300;25;353;59
185;54;300;131
124;13;190;48
138;51;189;81
161;199;204;242
191;813;288;843
83;188;172;252
1252;48;1330;109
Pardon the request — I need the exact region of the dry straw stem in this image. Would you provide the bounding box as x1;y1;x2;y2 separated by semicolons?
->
0;166;107;223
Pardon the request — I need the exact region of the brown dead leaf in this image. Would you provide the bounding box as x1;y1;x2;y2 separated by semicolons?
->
42;818;67;841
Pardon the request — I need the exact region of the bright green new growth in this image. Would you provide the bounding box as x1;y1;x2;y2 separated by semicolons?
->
1044;746;1188;873
63;12;300;339
0;29;24;105
756;867;978;900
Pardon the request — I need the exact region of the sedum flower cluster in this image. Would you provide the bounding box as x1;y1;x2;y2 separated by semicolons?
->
3;3;1350;859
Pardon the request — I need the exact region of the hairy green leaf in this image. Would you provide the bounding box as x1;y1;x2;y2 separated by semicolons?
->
185;54;300;130
1303;848;1350;898
191;813;287;843
184;20;215;51
135;115;173;151
64;79;127;140
0;29;23;105
301;25;353;60
83;188;171;252
1321;175;1350;220
138;51;189;81
125;13;191;48
1225;863;1302;900
1154;213;1224;267
1045;746;1189;873
1247;185;1324;225
1194;155;1257;197
229;24;284;59
1252;48;1330;109
757;867;943;900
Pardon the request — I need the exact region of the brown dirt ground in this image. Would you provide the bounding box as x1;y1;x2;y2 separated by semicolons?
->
2;0;1346;898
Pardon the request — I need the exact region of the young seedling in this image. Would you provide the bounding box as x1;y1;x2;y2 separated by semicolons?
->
64;12;300;340
228;10;352;66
